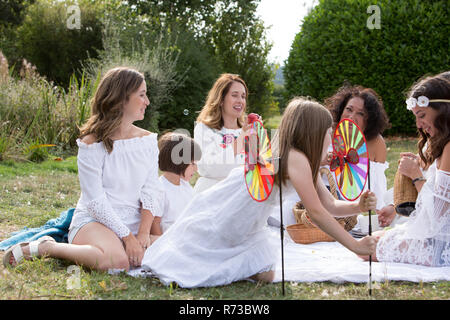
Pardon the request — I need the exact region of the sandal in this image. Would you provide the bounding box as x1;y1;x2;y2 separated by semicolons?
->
2;236;56;268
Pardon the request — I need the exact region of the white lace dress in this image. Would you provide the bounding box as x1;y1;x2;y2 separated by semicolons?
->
376;161;450;266
68;134;165;241
141;166;280;288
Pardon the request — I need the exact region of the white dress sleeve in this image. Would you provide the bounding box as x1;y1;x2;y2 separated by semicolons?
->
194;122;243;180
140;139;165;218
77;142;130;239
369;161;389;210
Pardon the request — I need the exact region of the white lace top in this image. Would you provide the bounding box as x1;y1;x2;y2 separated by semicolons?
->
193;122;245;193
376;161;450;266
69;134;165;239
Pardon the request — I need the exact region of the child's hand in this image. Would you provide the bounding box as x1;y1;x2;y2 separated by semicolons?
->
136;232;151;250
354;235;378;256
358;190;377;212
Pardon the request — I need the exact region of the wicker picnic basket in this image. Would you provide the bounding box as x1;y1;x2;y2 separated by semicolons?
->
287;168;355;244
393;170;418;216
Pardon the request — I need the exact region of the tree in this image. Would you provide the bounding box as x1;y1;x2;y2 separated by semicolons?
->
128;0;275;120
284;0;450;135
15;0;104;87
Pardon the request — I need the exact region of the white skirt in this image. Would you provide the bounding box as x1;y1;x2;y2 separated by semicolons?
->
142;166;279;288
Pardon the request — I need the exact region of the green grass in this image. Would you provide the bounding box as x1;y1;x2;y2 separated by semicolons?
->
0;141;449;300
385;137;418;189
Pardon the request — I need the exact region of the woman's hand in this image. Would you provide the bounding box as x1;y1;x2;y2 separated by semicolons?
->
320;151;333;166
234;120;257;156
377;204;396;227
358;190;377;212
136;232;151;250
398;153;422;180
122;233;145;267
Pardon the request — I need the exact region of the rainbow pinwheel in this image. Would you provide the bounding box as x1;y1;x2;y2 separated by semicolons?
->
330;118;369;201
244;119;275;202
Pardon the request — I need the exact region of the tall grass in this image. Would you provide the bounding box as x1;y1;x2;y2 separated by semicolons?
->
0;53;97;161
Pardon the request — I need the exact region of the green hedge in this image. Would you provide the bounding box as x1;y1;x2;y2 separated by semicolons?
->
284;0;449;136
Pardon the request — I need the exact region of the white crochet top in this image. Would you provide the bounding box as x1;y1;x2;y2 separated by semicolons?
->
69;134;164;239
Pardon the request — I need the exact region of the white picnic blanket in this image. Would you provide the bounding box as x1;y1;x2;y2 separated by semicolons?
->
274;238;450;283
126;227;450;283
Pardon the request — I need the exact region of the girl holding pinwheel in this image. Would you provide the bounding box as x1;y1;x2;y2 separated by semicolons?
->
364;72;450;267
141;97;378;288
268;85;391;228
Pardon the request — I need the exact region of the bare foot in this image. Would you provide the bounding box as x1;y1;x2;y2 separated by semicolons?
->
250;270;275;283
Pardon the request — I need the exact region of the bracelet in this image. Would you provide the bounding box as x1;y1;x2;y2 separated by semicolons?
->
412;176;426;186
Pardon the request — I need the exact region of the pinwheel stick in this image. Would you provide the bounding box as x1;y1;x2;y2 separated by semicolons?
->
368;163;372;296
278;158;285;296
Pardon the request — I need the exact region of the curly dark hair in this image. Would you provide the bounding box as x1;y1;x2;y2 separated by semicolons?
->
407;72;450;167
324;85;390;141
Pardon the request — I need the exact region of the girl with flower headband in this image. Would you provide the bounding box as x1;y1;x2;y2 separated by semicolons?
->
361;71;450;266
141;97;378;288
193;74;255;194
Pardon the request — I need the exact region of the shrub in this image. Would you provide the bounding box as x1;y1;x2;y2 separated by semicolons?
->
284;0;449;135
156;28;221;134
0;56;94;161
14;0;103;87
83;16;182;133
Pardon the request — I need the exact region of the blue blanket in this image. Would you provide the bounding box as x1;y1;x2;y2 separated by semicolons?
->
0;208;74;251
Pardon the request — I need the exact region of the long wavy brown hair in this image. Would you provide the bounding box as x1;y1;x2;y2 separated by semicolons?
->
79;67;145;153
272;97;333;187
196;73;248;130
407;72;450;167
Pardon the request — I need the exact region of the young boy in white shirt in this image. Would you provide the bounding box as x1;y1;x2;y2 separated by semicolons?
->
151;132;202;235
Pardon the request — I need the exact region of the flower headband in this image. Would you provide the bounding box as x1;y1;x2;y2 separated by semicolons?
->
406;96;450;111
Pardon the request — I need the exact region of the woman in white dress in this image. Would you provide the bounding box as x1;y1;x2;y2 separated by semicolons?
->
142;97;379;288
325;85;390;210
193;73;251;193
363;72;450;266
4;67;164;271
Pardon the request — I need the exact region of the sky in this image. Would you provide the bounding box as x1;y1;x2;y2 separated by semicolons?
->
256;0;318;65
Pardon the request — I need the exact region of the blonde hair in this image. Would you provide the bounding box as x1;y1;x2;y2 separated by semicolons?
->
273;97;333;186
196;73;248;130
79;67;145;153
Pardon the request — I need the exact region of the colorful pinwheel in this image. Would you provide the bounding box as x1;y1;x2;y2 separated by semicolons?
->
244;118;275;202
330;118;369;201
